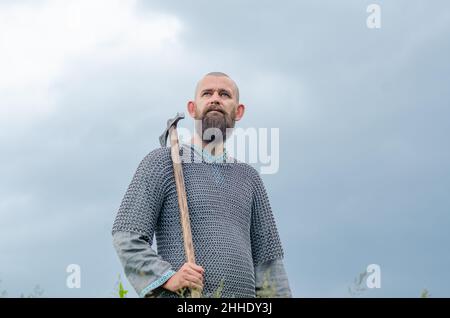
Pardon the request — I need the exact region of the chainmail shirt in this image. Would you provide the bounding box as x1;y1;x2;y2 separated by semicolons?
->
112;144;285;298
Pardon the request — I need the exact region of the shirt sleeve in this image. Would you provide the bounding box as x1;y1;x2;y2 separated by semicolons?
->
112;149;168;238
250;169;285;265
113;231;176;297
255;259;292;298
250;168;291;297
112;149;175;298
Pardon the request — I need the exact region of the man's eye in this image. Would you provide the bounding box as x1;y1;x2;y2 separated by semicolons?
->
220;92;230;97
202;92;211;96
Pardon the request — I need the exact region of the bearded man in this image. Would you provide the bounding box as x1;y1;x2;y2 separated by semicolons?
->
112;72;292;298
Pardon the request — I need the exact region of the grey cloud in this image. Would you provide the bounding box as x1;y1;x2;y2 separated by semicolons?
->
1;0;450;297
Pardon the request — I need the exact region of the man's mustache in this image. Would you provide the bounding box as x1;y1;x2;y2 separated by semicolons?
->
202;105;227;116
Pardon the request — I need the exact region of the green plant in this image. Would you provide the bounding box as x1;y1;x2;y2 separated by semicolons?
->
113;274;128;298
211;279;224;298
348;270;369;297
256;268;277;298
420;289;430;298
0;280;7;298
118;281;128;298
20;285;44;298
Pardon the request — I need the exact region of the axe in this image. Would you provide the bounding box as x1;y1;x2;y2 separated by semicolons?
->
159;112;202;298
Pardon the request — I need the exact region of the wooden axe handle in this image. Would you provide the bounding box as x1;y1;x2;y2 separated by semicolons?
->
168;125;202;298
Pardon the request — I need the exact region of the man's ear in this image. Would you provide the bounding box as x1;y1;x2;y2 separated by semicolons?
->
235;104;245;121
187;101;196;118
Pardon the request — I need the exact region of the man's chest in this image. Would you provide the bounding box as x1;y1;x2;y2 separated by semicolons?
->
162;163;254;227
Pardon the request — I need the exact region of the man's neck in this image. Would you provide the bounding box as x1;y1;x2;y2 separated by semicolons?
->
191;134;224;157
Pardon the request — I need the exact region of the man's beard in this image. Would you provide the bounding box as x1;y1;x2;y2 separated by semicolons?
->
196;106;236;143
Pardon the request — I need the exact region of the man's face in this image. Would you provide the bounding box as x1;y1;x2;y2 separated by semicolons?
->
188;75;244;142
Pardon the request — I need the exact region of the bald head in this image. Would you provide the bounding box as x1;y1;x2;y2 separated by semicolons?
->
195;72;240;102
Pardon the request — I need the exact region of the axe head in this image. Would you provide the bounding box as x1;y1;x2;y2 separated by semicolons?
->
159;112;185;147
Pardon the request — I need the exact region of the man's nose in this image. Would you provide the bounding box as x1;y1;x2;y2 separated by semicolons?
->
209;92;221;105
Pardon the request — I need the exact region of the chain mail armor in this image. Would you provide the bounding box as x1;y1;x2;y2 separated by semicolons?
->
112;144;287;298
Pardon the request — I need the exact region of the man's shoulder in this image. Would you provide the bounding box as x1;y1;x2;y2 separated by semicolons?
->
140;146;172;168
228;159;263;183
138;146;263;180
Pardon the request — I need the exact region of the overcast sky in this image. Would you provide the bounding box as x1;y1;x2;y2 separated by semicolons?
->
1;0;450;297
